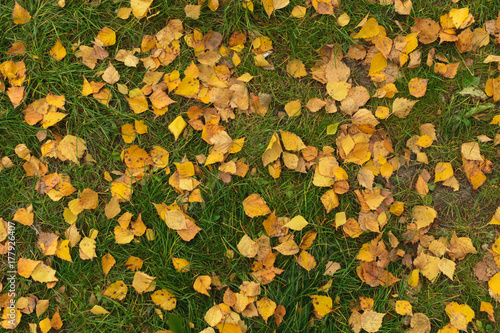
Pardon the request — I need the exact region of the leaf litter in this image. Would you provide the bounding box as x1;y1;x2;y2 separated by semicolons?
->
1;1;500;332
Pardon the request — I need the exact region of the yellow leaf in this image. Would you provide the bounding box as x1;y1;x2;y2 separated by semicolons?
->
488;206;500;225
337;13;350;26
229;137;245;154
296;250;317;271
12;1;31;25
41;111;67;128
79;237;97;260
208;0;219;11
168;116;187;140
449;8;469;29
369;53;387;75
121;123;136;143
164;209;187;230
394;0;412;15
434;62;459;79
326;123;339;135
361;310;385;332
175;76;200;97
416;135;433;148
237;234;258;258
82;77;93;96
13;205;33;226
262;133;282;166
124;256;144;271
395;300;413;316
102;62;120;84
184;5;201;19
116;7;132;19
262;0;274;17
390;201;404;216
242;193;271;218
172;258;190;272
132;271;156;294
236;73;254;82
326;81;351;100
480;301;495;322
439;257;455;280
96;27;116;46
57;135;87;164
354;18;380;39
101;253;116;276
77;188;98;210
286;59;307;78
335;212;346;228
392;98;417;119
324;261;341;275
360;297;374;311
103;280;128;300
305;98;326;112
39;318;51;333
90;305;110;315
412;206;437;229
291;5;306;18
131;0;153;18
321;189;339;213
149;90;176;109
150;146;169;168
375;106;390;119
445;302;474;331
273;239;299;255
280;130;306;151
256;297;276;323
461;142;483;161
489;272;500;297
284;99;301;117
204;305;223;327
435;162;453;182
55;239;72;262
105;196;121;219
413;253;440;282
310;295;332;318
51;309;63;330
151;289;176;311
216;323;242;333
31;263;58;283
126;94;149;114
50;41;67;61
408;78;428;98
285;215;308;231
194;275;212;296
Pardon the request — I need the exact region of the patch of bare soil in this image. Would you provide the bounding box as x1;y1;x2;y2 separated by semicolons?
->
432;180;478;226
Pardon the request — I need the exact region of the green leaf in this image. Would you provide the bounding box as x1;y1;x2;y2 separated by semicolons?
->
168;314;185;333
326;123;340;135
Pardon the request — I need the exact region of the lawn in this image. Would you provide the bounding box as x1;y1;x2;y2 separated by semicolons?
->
1;0;500;332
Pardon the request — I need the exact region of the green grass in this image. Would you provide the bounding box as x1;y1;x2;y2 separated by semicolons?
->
1;0;500;332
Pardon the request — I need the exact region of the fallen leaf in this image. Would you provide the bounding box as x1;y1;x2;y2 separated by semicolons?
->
242;194;271;218
12;1;31;25
194;275;212;296
50;41;67;61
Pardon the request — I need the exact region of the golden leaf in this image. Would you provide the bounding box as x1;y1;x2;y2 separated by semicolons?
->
242;193;271;218
49;41;67;61
256;297;276;323
12;1;31;25
101;253;116;276
193;275;212;296
395;300;413;316
132;271;156;294
103;280;128;300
